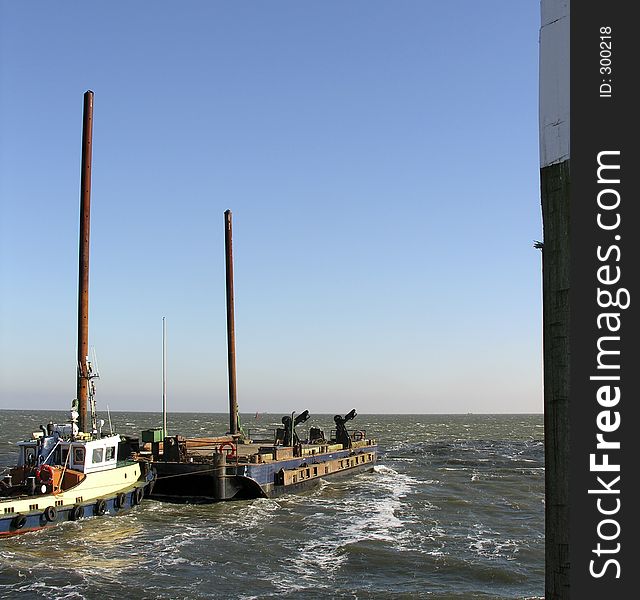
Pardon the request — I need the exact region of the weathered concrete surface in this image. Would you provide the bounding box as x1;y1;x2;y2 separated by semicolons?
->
540;159;570;600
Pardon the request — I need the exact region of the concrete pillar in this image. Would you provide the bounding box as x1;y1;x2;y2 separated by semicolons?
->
539;2;570;598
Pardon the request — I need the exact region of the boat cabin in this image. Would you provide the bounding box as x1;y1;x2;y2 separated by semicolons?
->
16;434;121;474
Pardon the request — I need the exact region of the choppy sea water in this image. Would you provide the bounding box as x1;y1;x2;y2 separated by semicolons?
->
0;411;544;599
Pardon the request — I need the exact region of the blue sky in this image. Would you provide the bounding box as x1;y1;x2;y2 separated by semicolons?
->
0;1;542;414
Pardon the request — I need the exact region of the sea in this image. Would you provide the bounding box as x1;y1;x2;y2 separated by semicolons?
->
0;411;544;600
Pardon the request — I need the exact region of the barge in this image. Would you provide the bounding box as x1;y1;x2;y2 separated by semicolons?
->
144;410;377;502
142;211;377;502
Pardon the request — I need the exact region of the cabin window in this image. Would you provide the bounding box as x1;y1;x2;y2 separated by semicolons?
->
92;448;104;463
24;447;36;466
73;447;85;465
105;446;116;461
61;448;69;466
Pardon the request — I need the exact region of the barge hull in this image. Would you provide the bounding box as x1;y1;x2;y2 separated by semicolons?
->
150;444;378;503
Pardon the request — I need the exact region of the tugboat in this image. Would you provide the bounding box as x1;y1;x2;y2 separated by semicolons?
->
0;393;154;536
143;210;377;502
0;91;155;536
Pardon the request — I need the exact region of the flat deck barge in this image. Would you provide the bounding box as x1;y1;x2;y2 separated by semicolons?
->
142;212;378;502
140;417;377;502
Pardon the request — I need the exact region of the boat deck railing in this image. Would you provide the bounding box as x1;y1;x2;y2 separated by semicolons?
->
244;428;277;444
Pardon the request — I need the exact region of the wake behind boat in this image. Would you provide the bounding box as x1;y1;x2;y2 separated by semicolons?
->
0;90;154;536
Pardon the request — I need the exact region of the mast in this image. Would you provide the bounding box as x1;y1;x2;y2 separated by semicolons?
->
224;210;238;436
76;90;94;434
162;316;167;437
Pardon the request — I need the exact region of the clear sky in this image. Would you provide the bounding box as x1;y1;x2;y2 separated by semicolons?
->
0;1;542;415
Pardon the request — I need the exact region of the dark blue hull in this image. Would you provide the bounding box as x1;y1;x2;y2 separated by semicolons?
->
151;444;378;503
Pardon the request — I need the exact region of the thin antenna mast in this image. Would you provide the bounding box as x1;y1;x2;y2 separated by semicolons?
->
162;316;167;438
107;404;114;435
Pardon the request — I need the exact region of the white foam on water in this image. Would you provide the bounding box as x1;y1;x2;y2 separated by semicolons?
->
141;499;177;513
372;464;398;475
232;497;281;529
466;523;520;560
150;525;203;551
369;466;434;489
302;464;421;572
468;536;520;560
314;478;331;491
420;500;440;512
5;548;139;580
5;581;85;600
297;539;347;572
259;563;322;598
400;519;448;556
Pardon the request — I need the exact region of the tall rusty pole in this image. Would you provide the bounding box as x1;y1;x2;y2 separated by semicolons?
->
224;210;239;436
76;90;94;434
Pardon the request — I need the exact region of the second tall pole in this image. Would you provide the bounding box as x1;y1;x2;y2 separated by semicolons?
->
224;210;239;436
